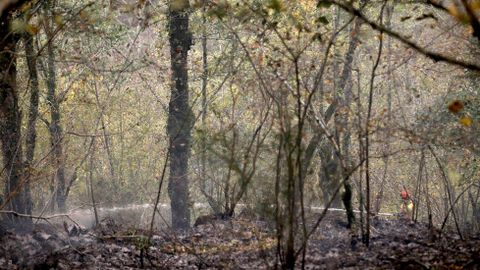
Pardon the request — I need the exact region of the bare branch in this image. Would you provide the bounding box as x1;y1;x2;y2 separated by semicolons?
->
326;0;480;71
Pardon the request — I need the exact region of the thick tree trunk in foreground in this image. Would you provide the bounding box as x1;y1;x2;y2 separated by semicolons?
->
167;0;193;231
0;13;32;225
24;34;40;216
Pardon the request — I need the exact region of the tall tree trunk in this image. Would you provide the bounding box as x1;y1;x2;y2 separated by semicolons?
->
317;5;363;225
23;33;40;216
92;79;117;192
318;143;343;208
365;2;386;246
167;0;193;231
337;5;363;229
374;2;394;214
198;1;221;214
44;4;67;212
0;12;32;225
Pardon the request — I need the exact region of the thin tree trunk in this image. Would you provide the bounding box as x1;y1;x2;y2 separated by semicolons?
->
88;139;99;227
413;150;425;222
92;79;117;190
429;146;463;239
201;0;208;187
336;3;364;228
356;70;365;239
274;136;284;267
101;117;116;183
167;0;193;231
365;2;386;246
285;138;296;270
44;3;67;212
374;2;394;214
424;163;433;229
199;1;220;213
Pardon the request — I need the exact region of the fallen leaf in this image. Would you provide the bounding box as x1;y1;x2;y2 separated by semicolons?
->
459;116;473;126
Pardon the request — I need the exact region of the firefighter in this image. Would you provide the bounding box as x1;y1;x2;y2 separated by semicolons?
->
400;189;414;220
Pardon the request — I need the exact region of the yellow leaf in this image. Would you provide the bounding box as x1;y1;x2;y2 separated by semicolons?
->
54;15;63;26
459;116;473;127
447;4;459;17
447;4;469;23
10;18;27;33
170;0;189;11
19;2;33;13
470;0;480;10
121;4;136;13
79;10;89;20
25;24;39;35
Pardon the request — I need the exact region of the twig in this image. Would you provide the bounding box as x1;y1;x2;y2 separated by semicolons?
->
326;0;480;71
427;145;463;240
0;210;82;227
295;159;365;258
148;148;170;239
364;1;386;246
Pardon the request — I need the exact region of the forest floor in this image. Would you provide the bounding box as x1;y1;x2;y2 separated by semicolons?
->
0;211;479;269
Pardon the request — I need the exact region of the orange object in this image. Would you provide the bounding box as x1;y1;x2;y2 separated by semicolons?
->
448;100;464;113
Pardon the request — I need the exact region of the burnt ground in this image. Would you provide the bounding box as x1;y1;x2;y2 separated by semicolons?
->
0;213;479;269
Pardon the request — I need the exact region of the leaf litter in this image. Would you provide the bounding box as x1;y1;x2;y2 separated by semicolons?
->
0;213;479;269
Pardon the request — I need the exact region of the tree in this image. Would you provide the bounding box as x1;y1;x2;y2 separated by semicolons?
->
42;1;67;212
0;1;33;225
23;31;40;217
167;0;194;231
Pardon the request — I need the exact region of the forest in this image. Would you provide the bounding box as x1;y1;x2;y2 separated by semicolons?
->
0;0;480;269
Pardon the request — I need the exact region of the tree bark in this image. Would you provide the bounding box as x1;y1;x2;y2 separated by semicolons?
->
317;7;363;217
167;0;193;231
336;3;364;229
23;33;40;216
0;12;32;225
374;2;394;214
318;143;343;208
44;4;67;212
